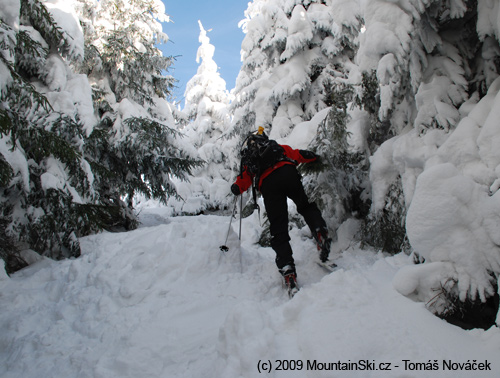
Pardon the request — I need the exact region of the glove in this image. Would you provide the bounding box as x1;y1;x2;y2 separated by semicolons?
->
299;150;318;160
298;154;325;174
231;183;241;196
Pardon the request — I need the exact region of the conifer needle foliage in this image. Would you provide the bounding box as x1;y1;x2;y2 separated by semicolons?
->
0;0;201;273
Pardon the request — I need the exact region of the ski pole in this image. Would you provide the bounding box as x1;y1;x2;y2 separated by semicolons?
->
219;196;238;252
238;193;243;241
239;194;243;273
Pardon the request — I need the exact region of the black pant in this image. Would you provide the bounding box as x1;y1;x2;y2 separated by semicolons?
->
260;164;326;273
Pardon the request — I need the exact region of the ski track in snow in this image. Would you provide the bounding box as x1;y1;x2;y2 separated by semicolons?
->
1;211;500;378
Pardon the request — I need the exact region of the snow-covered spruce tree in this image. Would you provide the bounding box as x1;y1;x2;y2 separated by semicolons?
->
295;0;371;236
77;0;203;226
172;21;233;214
0;0;98;271
357;0;500;326
354;70;410;255
183;21;231;142
303;83;371;235
231;0;363;139
229;0;281;137
355;0;479;255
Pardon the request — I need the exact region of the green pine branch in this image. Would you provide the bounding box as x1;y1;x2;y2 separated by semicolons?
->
20;0;80;60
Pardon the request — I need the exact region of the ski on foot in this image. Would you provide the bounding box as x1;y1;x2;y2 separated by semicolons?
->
317;260;338;272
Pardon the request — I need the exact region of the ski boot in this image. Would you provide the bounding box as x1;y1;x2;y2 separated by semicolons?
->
281;265;299;298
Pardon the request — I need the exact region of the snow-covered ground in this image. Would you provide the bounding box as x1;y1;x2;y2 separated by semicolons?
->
1;207;499;378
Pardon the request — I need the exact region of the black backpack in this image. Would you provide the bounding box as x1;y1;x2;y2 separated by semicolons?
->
240;133;287;176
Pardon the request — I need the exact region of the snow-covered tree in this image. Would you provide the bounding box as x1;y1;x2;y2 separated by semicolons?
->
304;83;371;234
0;0;203;273
1;0;95;271
77;0;203;225
171;21;233;213
353;0;477;255
231;0;363;140
355;0;500;324
184;21;231;136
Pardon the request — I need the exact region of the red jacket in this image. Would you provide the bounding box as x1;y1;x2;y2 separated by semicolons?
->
233;145;316;193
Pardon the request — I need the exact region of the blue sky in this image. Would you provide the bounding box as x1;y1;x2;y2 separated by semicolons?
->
159;1;249;103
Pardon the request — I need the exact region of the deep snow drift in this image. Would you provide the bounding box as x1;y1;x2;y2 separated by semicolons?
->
1;207;499;378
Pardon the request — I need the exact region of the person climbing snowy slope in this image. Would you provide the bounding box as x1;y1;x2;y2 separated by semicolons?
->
231;127;333;297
